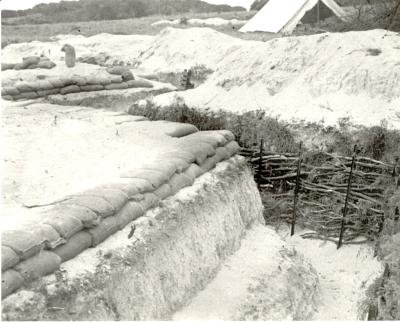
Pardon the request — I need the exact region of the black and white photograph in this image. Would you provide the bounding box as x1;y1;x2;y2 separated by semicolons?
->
1;0;399;320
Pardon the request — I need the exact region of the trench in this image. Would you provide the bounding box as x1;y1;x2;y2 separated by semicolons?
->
1;86;388;321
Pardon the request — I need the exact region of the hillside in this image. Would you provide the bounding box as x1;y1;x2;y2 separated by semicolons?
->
1;0;245;24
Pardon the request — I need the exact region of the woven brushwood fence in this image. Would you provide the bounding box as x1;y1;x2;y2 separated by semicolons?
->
241;144;399;248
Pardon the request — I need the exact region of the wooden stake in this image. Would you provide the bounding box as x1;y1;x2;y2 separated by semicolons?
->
337;145;358;249
291;141;302;236
257;138;264;190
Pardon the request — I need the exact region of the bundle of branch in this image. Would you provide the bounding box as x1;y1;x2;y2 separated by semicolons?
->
298;180;384;240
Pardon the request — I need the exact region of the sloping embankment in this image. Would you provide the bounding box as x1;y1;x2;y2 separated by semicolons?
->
1;157;320;320
2;157;262;320
144;28;400;128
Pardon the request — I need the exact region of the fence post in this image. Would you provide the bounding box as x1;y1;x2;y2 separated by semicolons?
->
337;144;358;249
257;138;264;190
291;141;302;236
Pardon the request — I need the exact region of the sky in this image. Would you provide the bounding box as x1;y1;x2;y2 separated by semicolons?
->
1;0;254;11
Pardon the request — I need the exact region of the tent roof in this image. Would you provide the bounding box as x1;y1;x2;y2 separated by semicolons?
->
239;0;349;34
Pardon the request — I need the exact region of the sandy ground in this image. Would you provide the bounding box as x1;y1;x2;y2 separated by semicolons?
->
3;27;399;128
278;227;383;320
1;100;196;232
173;224;383;320
149;28;400;128
173;224;318;320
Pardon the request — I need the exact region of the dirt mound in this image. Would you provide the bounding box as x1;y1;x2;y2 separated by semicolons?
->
147;28;400;128
2;27;399;127
137;27;244;72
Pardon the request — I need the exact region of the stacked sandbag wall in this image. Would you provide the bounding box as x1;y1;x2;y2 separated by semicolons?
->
1;130;241;300
1;75;153;101
2;56;56;71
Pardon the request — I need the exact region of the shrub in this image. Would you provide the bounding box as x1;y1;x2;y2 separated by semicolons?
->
129;102;297;152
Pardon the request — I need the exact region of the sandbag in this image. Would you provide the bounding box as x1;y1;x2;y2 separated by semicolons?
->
88;216;120;246
43;213;84;239
70;76;87;86
94;76;112;86
1;63;15;71
169;173;194;195
53;231;92;262
137;193;159;211
126;79;153;88
200;155;219;173
52;204;100;228
81;188;128;212
165;123;198;138
21;56;40;69
154;183;173;200
97;181;140;198
14;91;39;100
115;201;144;229
13;63;24;70
28;224;66;250
185;131;227;148
225;141;240;157
2;230;44;261
15;82;35;93
136;161;177;180
106;66;129;75
28;64;39;69
217;130;235;142
180;143;215;165
33;80;54;91
2;95;13;101
60;85;80;95
62;195;115;218
105;82;128;90
80;84;104;92
85;75;101;85
122;70;134;81
1;270;24;299
110;75;123;83
159;150;196;166
168;157;190;173
120;169;171;189
183;163;203;181
48;78;65;88
14;251;61;282
59;77;75;87
61;44;76;68
37;60;56;69
124;178;154;194
2;246;20;271
215;146;230;162
37;88;60;97
2;86;20;96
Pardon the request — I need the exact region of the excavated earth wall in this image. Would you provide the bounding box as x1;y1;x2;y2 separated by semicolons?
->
1;157;266;320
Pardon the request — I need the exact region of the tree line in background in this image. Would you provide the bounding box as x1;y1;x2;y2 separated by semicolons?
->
1;0;244;24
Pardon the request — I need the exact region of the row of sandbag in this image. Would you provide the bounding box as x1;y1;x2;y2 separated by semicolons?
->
1;130;241;299
1;75;153;101
2;56;56;72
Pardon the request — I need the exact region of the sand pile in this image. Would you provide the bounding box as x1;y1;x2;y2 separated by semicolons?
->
149;28;400;128
2;27;399;127
137;27;244;73
2;33;153;67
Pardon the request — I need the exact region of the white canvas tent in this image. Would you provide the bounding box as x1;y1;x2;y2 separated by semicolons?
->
239;0;349;34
